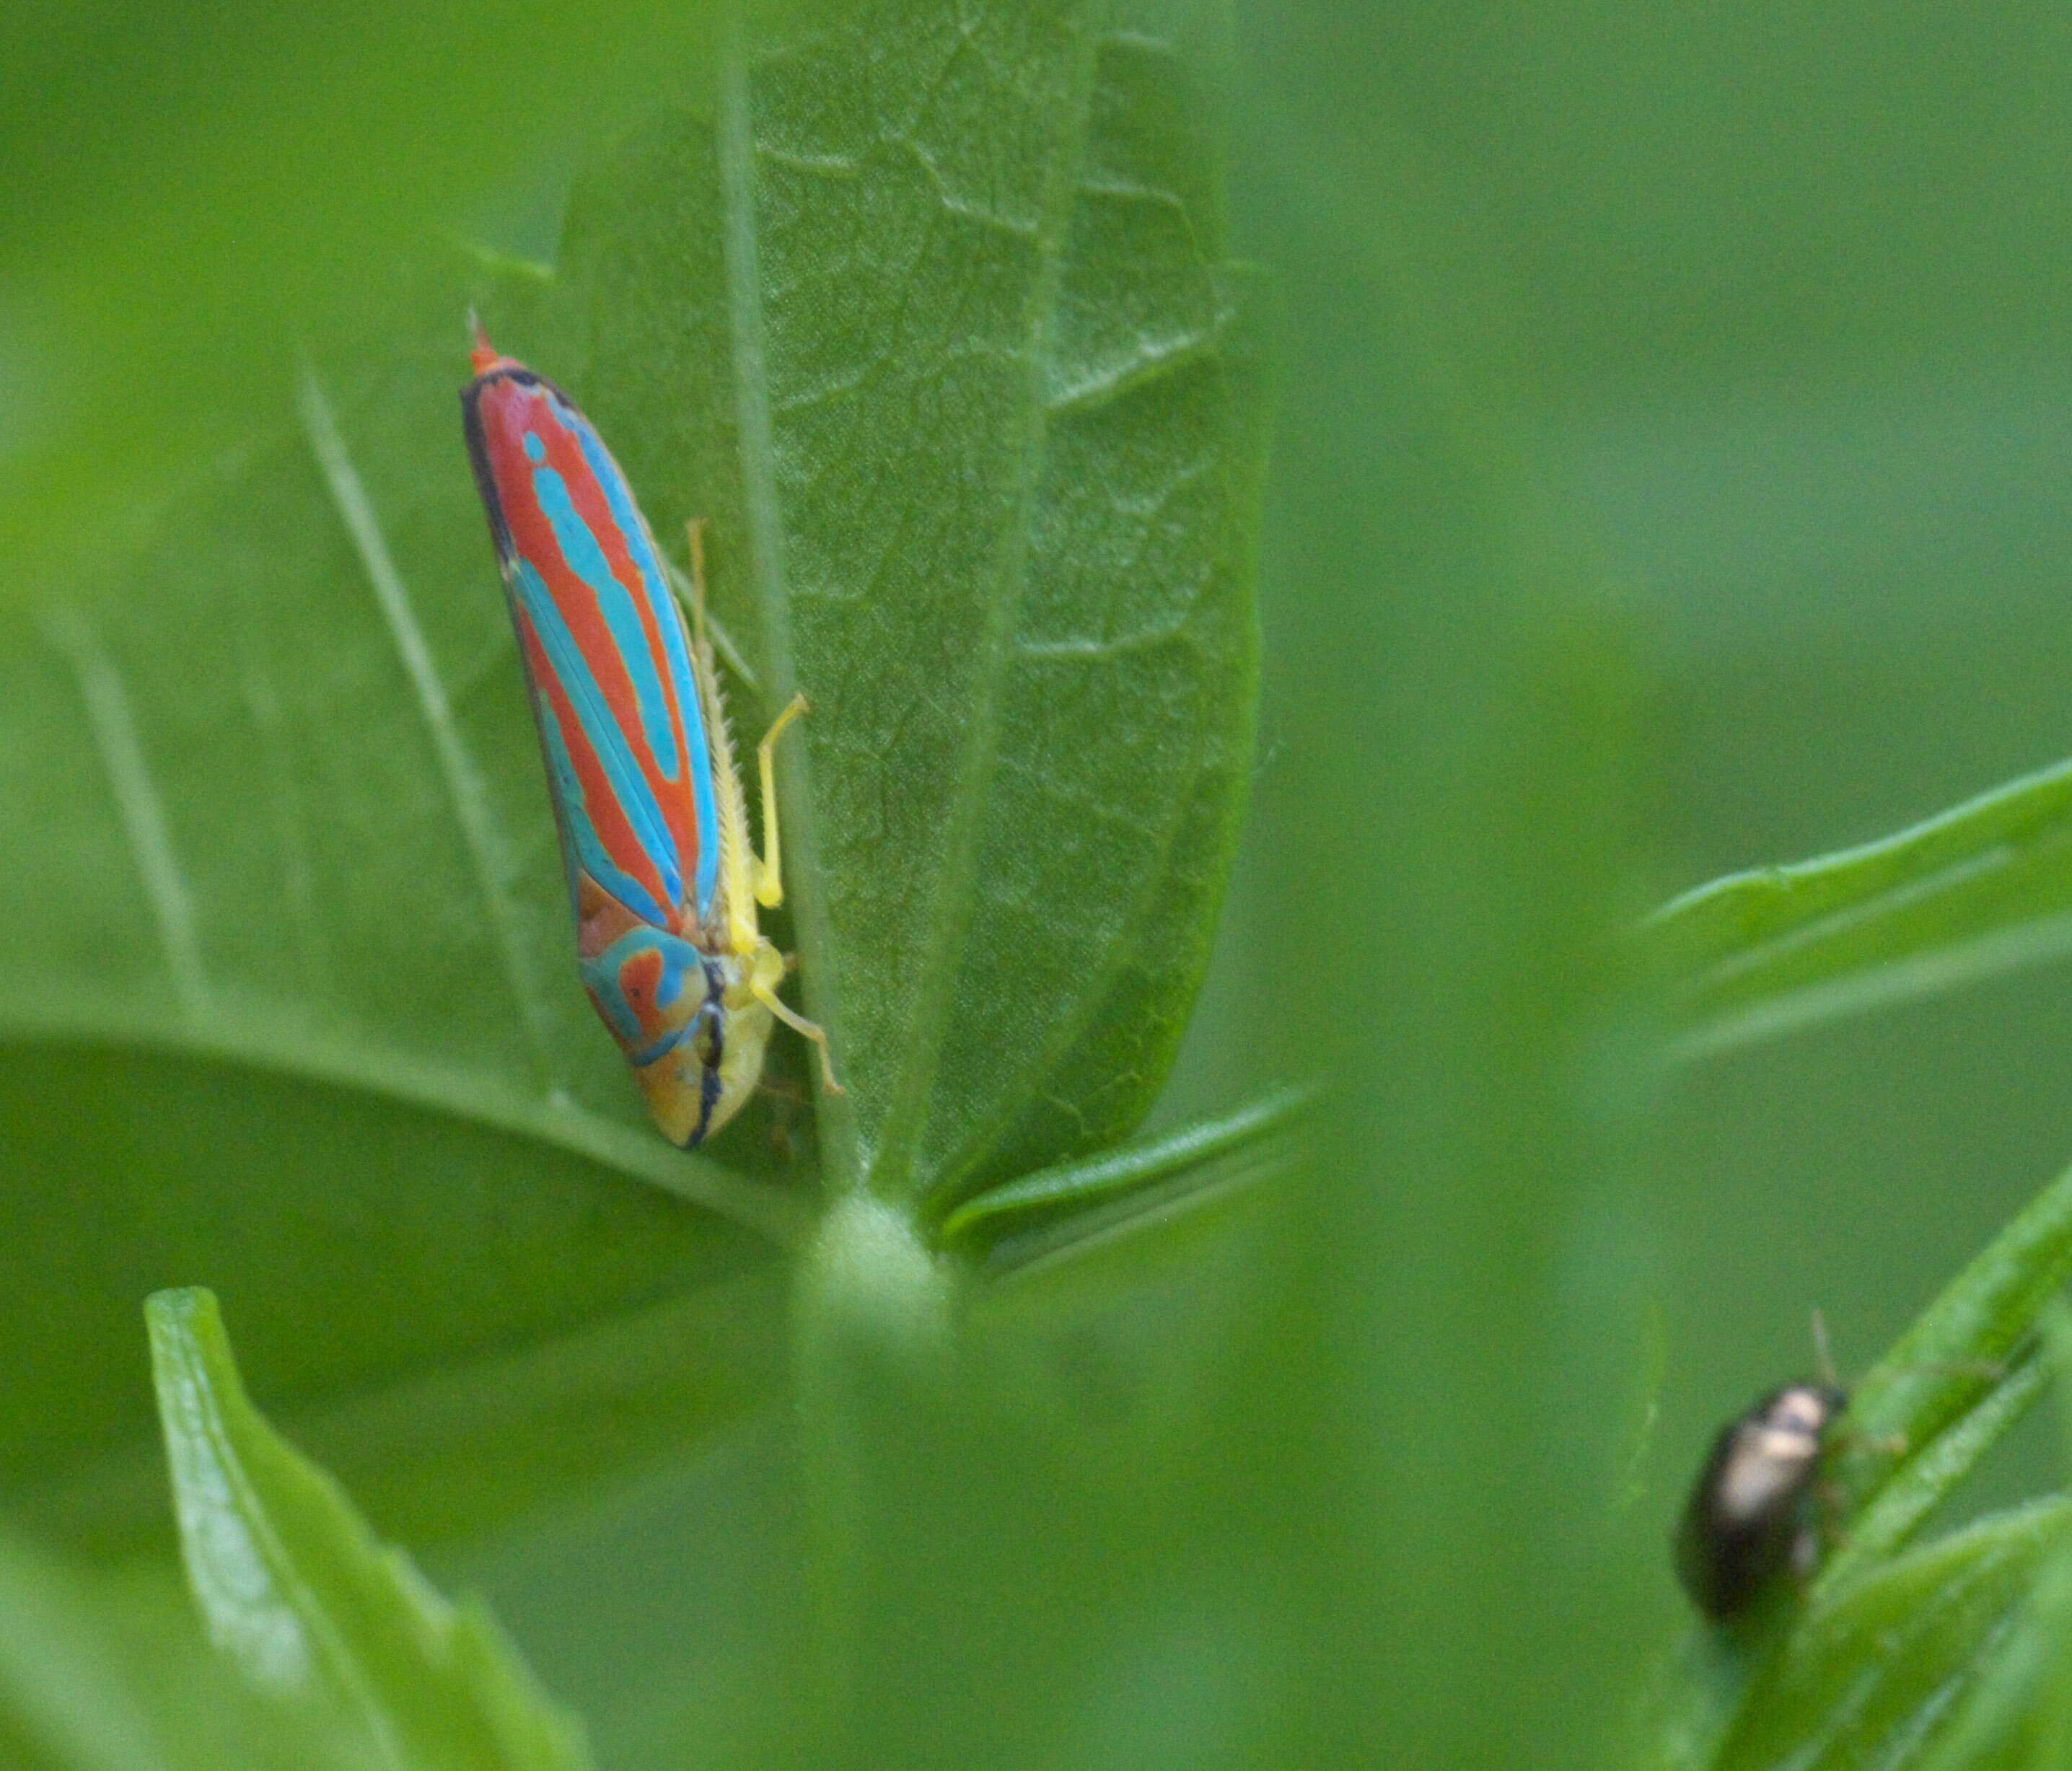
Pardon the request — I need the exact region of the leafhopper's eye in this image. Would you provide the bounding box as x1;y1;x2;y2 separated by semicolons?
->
690;1006;724;1073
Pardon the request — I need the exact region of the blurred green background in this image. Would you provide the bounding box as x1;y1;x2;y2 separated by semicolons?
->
9;0;2072;1765
1247;0;2072;1515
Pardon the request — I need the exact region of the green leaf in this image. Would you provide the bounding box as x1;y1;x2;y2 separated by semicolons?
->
1701;1498;2072;1771
1649;757;2072;1062
1814;1160;2072;1576
1825;1355;2046;1588
563;0;1266;1210
0;1521;369;1771
148;1287;592;1771
938;1081;1317;1273
0;247;789;1538
0;0;1260;1534
1892;1302;2072;1771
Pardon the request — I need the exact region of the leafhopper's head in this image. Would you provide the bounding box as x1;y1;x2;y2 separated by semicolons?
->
581;930;772;1147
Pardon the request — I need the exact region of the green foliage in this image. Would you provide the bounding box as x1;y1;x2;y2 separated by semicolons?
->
1649;1158;2072;1770
1701;1500;2072;1771
148;1288;590;1771
0;0;1259;1557
1649;759;2072;1063
563;2;1266;1212
7;0;2072;1766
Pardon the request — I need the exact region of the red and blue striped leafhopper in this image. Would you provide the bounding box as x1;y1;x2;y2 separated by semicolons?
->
460;325;838;1147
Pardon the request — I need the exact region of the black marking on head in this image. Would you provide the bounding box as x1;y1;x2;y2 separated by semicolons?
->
679;960;728;1149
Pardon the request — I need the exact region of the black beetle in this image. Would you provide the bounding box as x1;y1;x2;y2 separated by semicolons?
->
1674;1380;1848;1620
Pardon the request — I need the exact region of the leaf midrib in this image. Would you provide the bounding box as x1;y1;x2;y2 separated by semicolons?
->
298;366;563;1099
0;985;809;1247
716;17;863;1197
718;6;1112;1200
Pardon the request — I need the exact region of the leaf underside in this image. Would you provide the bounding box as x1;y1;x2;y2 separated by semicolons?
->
565;0;1265;1209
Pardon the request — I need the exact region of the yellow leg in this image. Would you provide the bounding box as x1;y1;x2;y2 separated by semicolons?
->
668;519;758;686
752;975;845;1094
755;692;809;908
681;514;807;909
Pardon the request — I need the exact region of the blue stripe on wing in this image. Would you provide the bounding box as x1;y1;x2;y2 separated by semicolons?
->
514;558;678;928
564;412;725;923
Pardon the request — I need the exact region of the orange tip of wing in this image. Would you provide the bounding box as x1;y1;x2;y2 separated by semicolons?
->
467;311;512;378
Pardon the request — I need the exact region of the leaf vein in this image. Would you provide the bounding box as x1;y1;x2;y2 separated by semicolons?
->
234;639;333;999
1046;324;1219;416
42;605;210;1022
872;9;1111;1191
297;368;561;1094
885;131;1044;238
0;985;810;1245
719;17;862;1185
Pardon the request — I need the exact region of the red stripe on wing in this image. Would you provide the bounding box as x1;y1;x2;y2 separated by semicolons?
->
512;610;676;938
470;372;706;930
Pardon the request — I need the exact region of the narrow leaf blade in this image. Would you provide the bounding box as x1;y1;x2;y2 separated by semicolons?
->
1708;1499;2072;1771
939;1081;1316;1272
1650;757;2072;1061
1654;1159;2072;1766
147;1287;592;1771
1827;1155;2072;1537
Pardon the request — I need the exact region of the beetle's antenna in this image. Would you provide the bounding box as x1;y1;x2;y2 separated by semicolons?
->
1811;1308;1838;1388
